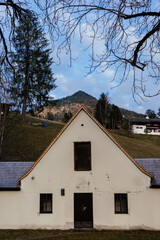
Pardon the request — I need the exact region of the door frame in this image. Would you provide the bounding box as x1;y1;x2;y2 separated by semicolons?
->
74;192;93;228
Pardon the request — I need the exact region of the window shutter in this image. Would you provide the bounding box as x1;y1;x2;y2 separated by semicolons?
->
74;142;91;171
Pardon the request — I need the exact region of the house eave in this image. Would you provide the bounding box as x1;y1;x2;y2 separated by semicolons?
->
150;185;160;189
0;187;21;191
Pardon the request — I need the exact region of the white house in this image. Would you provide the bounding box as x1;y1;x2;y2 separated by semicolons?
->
131;124;147;134
1;107;160;230
130;118;160;135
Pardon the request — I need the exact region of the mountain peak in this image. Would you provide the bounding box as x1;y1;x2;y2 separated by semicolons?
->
70;90;97;100
57;90;97;106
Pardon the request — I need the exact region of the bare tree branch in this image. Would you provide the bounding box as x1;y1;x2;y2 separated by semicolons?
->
0;0;29;69
37;0;159;98
132;20;160;69
1;0;159;100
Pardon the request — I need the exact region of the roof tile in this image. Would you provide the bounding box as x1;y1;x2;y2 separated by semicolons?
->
0;162;34;187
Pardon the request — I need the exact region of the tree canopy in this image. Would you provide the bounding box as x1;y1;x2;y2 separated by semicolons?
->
145;109;157;118
35;0;160;98
10;12;56;119
94;93;122;129
157;108;160;118
0;0;160;99
94;93;111;128
0;1;28;69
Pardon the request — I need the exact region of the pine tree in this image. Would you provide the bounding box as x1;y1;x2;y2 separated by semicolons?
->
145;109;157;119
63;111;73;123
10;12;56;120
110;104;122;129
157;108;160;119
94;93;123;129
94;93;111;128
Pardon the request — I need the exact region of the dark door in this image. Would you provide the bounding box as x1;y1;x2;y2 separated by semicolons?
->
74;193;93;228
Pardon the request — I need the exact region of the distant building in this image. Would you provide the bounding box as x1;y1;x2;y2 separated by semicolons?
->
130;118;160;135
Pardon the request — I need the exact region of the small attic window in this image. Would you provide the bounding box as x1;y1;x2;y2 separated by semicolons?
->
74;142;91;171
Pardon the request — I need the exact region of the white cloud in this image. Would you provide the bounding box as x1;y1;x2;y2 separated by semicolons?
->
51;67;160;114
49;11;159;115
74;23;106;57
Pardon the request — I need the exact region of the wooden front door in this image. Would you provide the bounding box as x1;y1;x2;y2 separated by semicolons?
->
74;193;93;228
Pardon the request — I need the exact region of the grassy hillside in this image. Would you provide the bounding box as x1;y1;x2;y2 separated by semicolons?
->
1;116;64;162
1;116;160;162
109;130;160;158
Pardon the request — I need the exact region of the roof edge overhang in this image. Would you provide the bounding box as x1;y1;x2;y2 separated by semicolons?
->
150;185;160;188
19;106;153;181
0;187;20;191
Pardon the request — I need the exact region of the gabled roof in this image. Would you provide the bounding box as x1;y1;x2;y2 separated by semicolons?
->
19;106;153;181
135;159;160;186
1;159;159;189
0;162;34;188
130;118;160;124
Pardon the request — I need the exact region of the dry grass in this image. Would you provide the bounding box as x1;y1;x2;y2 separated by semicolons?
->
2;116;64;161
2;117;160;162
0;230;160;240
109;130;160;158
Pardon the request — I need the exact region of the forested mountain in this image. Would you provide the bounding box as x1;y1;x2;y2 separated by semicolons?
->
57;91;97;106
35;91;145;121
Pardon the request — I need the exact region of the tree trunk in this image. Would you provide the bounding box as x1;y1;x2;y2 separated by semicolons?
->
0;98;1;121
21;22;30;122
22;94;27;121
0;113;6;158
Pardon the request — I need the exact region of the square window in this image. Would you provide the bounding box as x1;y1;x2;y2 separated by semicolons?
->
40;194;52;213
74;142;91;171
114;194;128;214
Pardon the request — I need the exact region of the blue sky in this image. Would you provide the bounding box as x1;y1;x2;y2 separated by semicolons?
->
51;53;160;114
35;1;159;115
49;29;160;114
12;1;160;114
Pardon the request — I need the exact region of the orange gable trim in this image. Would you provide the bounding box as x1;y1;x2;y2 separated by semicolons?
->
19;106;153;181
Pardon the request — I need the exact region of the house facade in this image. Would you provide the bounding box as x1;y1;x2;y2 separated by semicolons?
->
130;118;160;135
1;107;160;230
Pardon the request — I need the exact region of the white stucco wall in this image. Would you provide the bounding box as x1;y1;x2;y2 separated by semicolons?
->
132;125;160;135
146;130;160;135
0;110;160;229
131;125;146;134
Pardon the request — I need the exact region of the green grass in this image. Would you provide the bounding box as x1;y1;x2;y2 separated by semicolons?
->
2;116;160;161
1;230;160;240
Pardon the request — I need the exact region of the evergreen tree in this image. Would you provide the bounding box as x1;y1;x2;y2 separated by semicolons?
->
145;109;157;119
110;104;122;129
94;93;123;129
94;93;111;128
63;111;73;123
10;12;56;120
157;108;160;119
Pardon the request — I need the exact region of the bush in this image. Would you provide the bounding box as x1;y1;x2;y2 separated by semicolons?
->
46;112;55;120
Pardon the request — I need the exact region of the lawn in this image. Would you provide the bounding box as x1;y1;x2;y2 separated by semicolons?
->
0;230;160;240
